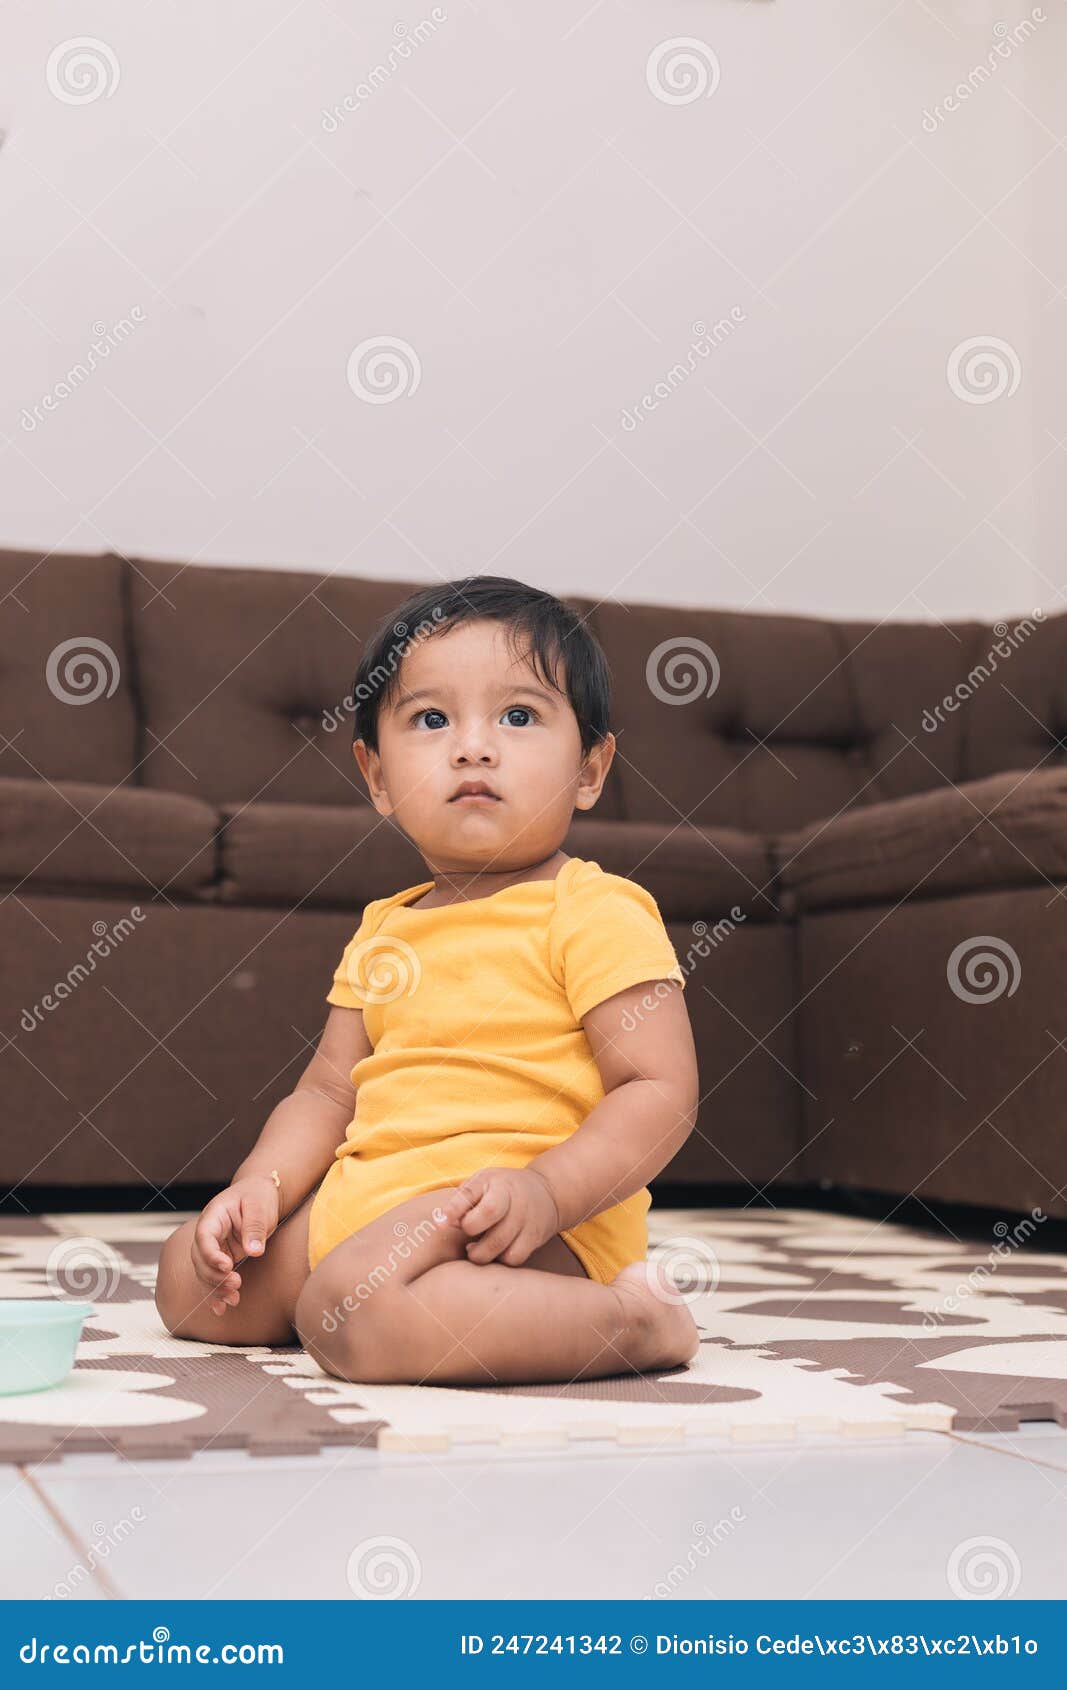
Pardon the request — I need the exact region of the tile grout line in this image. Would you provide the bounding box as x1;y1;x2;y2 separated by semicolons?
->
940;1425;1067;1476
18;1463;124;1600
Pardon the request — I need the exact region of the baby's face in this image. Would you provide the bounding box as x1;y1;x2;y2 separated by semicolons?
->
354;619;612;871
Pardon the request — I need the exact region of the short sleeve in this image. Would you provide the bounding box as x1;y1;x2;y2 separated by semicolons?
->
550;864;686;1023
325;900;385;1008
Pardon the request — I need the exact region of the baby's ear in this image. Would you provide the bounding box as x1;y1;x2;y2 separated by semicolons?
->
352;739;391;812
575;731;616;807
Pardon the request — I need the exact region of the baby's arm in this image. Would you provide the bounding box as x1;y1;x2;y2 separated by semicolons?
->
528;976;698;1230
191;1005;371;1308
453;977;698;1266
231;1004;369;1211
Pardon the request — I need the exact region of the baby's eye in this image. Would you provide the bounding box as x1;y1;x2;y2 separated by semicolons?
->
409;705;537;729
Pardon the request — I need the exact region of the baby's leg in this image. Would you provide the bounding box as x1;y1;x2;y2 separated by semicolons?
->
155;1192;314;1346
295;1189;699;1386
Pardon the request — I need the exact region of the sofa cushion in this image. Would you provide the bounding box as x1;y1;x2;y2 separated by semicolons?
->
589;597;1026;832
215;800;428;908
563;817;777;922
215;800;775;921
964;610;1067;781
127;557;625;819
775;767;1067;914
130;557;419;808
0;548;138;786
794;884;1062;1215
0;777;218;898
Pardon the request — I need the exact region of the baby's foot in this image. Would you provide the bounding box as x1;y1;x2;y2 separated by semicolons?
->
609;1260;701;1372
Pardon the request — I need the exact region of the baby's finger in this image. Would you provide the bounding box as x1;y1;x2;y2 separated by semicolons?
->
193;1260;240;1304
438;1186;476;1225
449;1170;488;1210
190;1231;235;1288
464;1213;520;1264
460;1183;511;1236
193;1225;230;1275
194;1205;236;1273
208;1272;242;1315
237;1191;274;1257
499;1229;539;1268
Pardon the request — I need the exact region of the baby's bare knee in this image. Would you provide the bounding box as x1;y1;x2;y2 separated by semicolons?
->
295;1265;414;1383
153;1220;198;1334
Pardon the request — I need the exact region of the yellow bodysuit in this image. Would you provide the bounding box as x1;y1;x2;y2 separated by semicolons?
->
306;856;686;1284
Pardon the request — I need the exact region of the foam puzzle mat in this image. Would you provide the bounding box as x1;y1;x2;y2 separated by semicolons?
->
1;1207;1066;1464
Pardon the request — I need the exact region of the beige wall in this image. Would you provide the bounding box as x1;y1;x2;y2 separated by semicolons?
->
1;0;1061;620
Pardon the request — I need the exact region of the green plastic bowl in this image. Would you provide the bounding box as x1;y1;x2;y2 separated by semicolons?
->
0;1300;96;1395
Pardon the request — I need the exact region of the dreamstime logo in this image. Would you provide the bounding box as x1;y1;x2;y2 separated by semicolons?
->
947;936;1020;1004
921;11;1046;132
920;610;1044;732
646;38;720;106
46;38;120;104
648;1236;721;1302
343;936;422;1005
321;13;448;132
346;1535;422;1598
45;1236;123;1300
19;308;146;432
346;336;421;403
53;1510;146;1598
622;910;745;1032
646;636;720;705
45;637;121;705
946;1535;1021;1599
322;608;446;733
620;311;746;431
321;1209;449;1333
22;909;146;1031
20;1629;282;1664
923;1208;1045;1328
645;1510;747;1599
947;336;1021;403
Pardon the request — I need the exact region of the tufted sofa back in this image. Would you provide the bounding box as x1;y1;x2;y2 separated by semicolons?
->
128;556;422;810
591;598;1067;832
0;549;138;789
3;547;1063;836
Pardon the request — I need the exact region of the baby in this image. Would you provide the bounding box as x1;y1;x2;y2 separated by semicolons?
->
155;575;701;1385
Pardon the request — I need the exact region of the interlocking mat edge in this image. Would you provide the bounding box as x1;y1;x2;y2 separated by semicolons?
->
1;1208;1065;1463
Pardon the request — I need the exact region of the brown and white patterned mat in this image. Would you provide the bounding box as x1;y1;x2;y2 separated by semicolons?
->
1;1208;1066;1464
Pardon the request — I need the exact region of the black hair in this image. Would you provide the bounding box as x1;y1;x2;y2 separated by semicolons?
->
350;575;612;758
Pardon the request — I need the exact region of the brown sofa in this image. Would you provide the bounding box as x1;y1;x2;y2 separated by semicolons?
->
3;546;1065;1219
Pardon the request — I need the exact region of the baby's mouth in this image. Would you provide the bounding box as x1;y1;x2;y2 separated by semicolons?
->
449;782;502;803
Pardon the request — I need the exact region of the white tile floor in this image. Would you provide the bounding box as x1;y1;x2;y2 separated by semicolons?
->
3;1423;1066;1601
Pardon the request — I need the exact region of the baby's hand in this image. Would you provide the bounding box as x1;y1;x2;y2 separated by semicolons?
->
190;1175;281;1316
443;1167;561;1268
